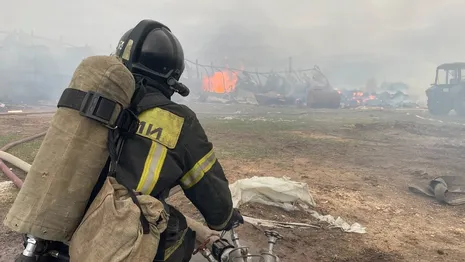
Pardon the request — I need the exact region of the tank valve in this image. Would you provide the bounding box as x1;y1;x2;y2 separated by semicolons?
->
22;235;38;257
15;235;40;262
264;230;283;254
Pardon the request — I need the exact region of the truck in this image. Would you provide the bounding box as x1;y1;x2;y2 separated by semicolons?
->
426;62;465;116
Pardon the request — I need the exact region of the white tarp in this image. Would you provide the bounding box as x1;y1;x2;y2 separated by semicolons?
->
230;176;316;211
229;176;366;234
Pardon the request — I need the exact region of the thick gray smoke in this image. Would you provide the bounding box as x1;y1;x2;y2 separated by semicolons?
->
0;32;94;103
1;0;465;102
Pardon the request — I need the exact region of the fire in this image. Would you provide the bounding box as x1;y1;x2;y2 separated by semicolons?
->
362;95;376;103
349;91;377;104
202;70;238;94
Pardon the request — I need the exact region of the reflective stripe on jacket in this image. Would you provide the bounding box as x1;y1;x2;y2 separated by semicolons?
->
115;87;234;231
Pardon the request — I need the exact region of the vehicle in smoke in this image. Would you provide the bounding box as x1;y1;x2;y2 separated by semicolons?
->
426;62;465;116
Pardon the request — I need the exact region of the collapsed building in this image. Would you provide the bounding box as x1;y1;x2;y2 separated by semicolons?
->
180;63;341;108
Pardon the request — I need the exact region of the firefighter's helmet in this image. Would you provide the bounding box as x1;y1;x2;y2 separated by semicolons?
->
115;19;189;96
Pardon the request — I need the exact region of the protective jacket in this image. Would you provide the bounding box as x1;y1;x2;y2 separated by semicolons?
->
114;85;234;261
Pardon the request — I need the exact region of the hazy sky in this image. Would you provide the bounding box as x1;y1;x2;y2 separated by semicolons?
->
2;0;465;95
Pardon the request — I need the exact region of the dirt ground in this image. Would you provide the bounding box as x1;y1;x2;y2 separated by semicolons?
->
1;104;465;262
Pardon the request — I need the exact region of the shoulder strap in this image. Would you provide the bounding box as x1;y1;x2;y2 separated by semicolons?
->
58;88;121;128
107;129;151;235
58;88;140;135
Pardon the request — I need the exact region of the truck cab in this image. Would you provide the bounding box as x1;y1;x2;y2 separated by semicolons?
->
426;62;465;116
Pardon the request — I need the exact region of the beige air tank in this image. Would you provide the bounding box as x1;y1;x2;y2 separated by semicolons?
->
4;55;136;242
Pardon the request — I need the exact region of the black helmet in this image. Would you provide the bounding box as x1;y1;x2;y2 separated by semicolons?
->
115;19;189;96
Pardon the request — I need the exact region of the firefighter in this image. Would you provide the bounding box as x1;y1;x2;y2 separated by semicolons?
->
113;20;244;261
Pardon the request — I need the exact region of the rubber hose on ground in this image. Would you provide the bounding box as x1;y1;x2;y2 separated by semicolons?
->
0;132;45;188
0;151;31;173
1;132;46;151
0;159;23;188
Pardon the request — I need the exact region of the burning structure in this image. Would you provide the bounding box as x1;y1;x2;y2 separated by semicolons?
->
339;82;418;108
182;61;341;108
202;70;238;94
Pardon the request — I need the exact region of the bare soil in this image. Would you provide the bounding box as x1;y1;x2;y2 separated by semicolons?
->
1;105;465;261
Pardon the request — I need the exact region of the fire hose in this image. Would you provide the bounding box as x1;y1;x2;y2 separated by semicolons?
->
0;132;47;188
1;136;283;262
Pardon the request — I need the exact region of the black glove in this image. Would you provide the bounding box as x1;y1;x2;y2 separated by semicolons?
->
223;208;244;231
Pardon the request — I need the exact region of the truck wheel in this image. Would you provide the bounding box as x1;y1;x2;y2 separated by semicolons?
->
427;99;451;115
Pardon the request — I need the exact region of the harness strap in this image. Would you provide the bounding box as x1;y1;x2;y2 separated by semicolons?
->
58;88;120;127
107;130;151;235
57;88;140;134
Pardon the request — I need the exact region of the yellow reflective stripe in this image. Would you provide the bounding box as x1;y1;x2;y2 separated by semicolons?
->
208;207;234;231
136;141;167;195
163;228;188;260
180;149;217;189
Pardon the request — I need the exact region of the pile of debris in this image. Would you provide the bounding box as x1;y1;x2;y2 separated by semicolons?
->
339;90;418;108
338;82;419;109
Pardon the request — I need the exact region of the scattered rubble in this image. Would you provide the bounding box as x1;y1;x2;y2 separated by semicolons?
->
339;89;420;109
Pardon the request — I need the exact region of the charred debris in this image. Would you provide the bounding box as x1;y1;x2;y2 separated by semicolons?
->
178;60;419;109
339;82;418;109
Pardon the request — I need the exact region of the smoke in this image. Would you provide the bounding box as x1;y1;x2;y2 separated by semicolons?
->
1;0;465;102
0;32;94;103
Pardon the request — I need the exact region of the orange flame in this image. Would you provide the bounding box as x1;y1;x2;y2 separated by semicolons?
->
202;71;238;94
362;95;376;102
